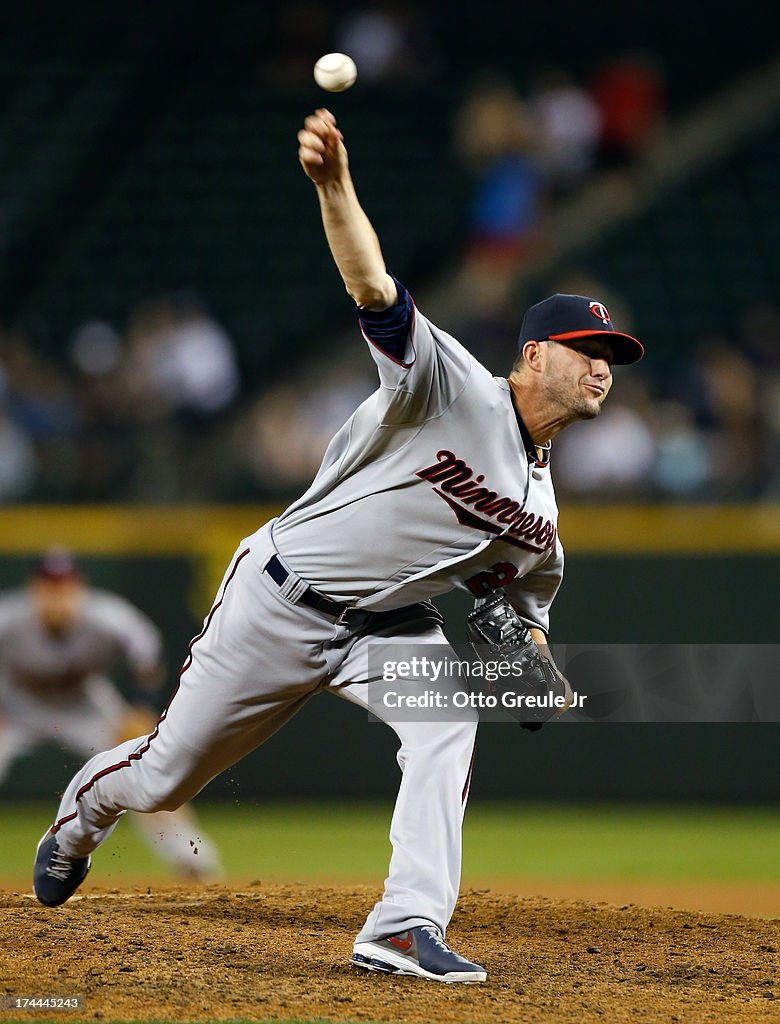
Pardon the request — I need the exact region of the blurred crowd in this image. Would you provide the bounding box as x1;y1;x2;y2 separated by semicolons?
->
1;286;777;504
0;5;775;506
450;56;665;322
0;293;240;502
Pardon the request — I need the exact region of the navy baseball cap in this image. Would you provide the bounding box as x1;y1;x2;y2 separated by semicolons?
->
519;293;644;365
32;547;81;582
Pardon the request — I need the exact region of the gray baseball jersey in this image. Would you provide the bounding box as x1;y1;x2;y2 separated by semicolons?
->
272;302;563;631
0;588;162;698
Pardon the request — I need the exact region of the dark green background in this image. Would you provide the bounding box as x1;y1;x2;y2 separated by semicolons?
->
1;554;777;802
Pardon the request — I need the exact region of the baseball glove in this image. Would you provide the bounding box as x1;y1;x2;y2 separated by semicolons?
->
467;592;571;729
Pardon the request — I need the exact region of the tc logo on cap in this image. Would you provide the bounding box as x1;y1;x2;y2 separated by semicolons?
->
589;301;611;325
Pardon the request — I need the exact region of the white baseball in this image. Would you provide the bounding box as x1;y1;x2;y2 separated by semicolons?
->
313;53;357;93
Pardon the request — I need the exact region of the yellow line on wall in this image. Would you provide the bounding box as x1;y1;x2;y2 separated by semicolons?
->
558;505;780;553
0;506;280;555
0;504;778;557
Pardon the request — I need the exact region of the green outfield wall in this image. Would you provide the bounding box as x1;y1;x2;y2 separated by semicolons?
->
0;505;777;802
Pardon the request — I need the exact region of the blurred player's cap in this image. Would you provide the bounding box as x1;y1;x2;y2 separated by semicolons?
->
33;547;82;582
519;293;644;364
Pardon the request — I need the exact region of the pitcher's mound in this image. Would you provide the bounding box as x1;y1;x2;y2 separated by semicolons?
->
5;884;779;1022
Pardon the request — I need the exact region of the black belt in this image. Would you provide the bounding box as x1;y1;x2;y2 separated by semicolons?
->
264;554;374;627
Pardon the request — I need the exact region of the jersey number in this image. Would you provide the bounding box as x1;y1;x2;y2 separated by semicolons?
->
465;561;519;597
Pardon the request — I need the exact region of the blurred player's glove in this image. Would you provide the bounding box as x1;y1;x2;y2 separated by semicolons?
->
113;705;158;746
467;593;571;729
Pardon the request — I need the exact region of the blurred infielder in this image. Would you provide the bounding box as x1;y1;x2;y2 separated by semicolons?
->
34;110;643;982
0;548;221;879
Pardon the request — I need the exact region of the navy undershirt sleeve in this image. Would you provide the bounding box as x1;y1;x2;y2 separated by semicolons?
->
356;275;413;362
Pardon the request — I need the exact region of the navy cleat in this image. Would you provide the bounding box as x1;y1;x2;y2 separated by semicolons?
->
351;924;487;983
33;832;91;907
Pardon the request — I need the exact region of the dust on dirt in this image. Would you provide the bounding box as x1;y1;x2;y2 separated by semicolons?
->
3;884;778;1023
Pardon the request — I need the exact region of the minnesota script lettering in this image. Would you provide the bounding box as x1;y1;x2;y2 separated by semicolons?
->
416;449;556;553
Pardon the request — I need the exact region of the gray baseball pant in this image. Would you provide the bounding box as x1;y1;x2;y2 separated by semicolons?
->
49;526;478;942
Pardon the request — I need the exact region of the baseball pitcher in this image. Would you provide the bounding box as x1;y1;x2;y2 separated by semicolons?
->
33;110;643;983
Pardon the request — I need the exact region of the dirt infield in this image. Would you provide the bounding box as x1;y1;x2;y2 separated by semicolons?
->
4;884;778;1023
